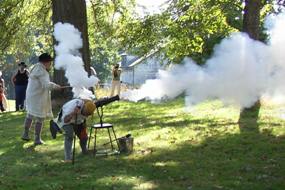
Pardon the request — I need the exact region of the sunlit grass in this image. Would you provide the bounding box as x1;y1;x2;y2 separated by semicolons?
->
0;98;285;189
2;99;16;112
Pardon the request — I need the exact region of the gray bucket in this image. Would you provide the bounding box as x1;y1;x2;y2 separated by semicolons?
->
118;137;134;154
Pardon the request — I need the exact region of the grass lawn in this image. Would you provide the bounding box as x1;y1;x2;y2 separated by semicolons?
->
0;98;284;190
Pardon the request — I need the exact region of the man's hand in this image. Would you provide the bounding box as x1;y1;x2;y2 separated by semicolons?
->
55;84;62;90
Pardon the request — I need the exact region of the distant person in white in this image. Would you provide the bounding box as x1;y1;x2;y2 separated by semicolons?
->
110;64;121;96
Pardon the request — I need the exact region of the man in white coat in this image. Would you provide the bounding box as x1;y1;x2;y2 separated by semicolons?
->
21;53;61;145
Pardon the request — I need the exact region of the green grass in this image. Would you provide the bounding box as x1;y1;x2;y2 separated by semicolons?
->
0;98;285;190
3;100;16;112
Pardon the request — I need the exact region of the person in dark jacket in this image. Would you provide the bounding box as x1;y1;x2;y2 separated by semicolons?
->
11;62;29;111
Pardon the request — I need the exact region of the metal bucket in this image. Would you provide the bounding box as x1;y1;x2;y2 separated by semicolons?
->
118;137;134;154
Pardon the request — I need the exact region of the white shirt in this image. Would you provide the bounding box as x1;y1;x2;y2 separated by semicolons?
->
60;99;86;126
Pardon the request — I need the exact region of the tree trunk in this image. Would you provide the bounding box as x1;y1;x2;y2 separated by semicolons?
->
52;0;91;99
239;0;262;132
242;0;262;40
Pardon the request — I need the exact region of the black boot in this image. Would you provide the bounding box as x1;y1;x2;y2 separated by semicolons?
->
49;120;62;139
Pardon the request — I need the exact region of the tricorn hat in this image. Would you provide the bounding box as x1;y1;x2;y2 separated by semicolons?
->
18;62;27;67
39;53;53;62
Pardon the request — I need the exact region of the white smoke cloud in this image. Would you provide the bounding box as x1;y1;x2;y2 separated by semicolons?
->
53;22;99;99
122;13;285;109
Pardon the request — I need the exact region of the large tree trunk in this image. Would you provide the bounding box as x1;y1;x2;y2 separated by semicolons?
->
52;0;91;99
239;0;262;132
242;0;262;40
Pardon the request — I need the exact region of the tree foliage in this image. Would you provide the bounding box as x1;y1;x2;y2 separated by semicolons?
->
120;0;241;63
120;0;283;63
0;0;52;65
87;0;135;80
0;0;284;77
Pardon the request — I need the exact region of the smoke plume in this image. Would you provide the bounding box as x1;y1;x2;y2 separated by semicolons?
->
53;22;98;99
122;13;285;109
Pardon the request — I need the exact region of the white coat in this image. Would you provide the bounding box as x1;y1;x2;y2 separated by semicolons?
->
26;63;58;118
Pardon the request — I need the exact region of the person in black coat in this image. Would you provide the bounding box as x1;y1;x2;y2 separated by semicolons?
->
11;62;29;111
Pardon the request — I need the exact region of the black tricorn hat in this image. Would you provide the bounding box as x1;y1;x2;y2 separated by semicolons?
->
39;53;53;62
18;62;27;67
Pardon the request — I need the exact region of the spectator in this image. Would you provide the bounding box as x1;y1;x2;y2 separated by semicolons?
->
110;64;121;96
11;62;29;111
0;71;7;112
0;83;5;112
0;70;5;90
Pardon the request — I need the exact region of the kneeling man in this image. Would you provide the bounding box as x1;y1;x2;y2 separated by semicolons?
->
52;99;96;162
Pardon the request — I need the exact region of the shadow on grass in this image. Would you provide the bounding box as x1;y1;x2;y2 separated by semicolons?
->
0;100;285;190
0;124;284;189
238;101;261;134
87;130;285;190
